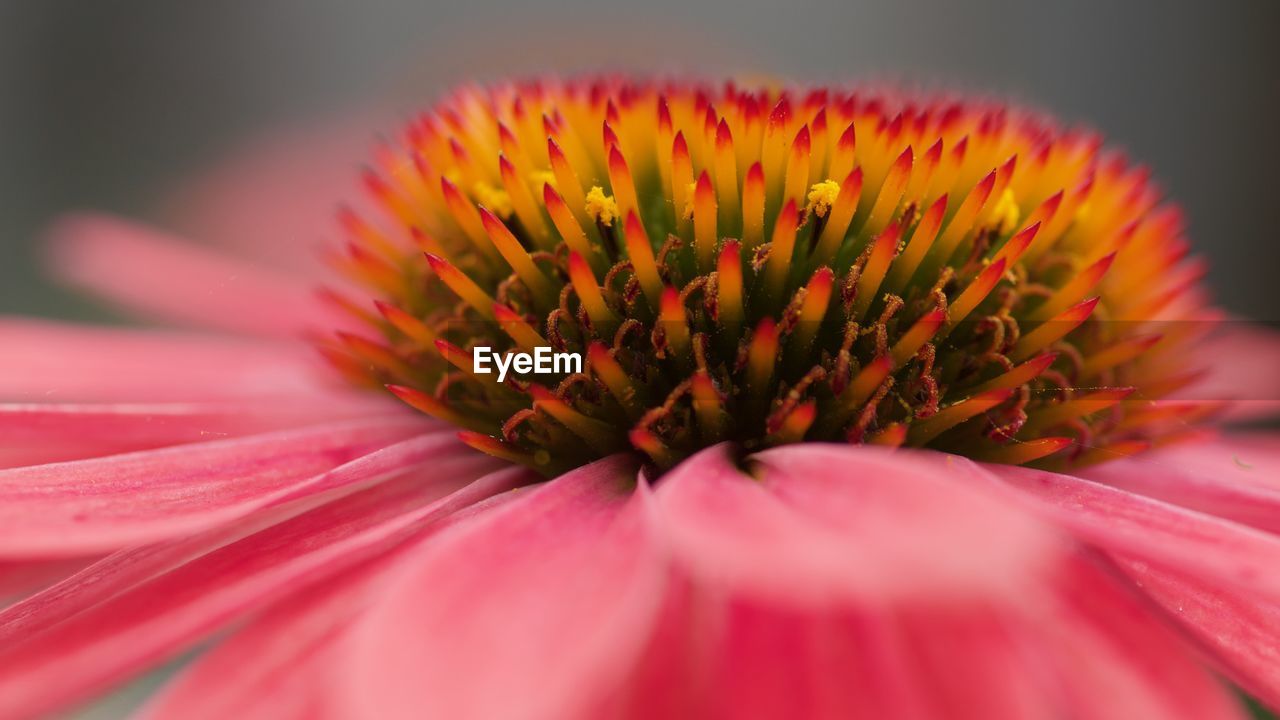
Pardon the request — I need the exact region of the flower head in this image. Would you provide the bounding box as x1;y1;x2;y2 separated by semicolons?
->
328;78;1209;474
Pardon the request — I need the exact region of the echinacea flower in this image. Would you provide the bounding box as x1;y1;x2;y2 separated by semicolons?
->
3;76;1280;719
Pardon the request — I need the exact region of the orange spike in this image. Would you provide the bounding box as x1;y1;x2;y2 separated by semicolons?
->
587;342;641;417
975;437;1073;465
693;170;718;272
842;355;895;412
970;352;1059;395
387;385;493;432
567;251;618;334
907;388;1013;445
1024;388;1135;433
791;266;834;351
1031;252;1117;321
746;317;780;398
691;370;726;442
784;125;812;205
885;193;947;290
458;431;546;469
607;144;641;227
767;401;816;444
945;257;1007;329
1010;297;1100;362
498;154;550;245
543;182;595;262
493;302;547;352
425;253;496;320
546;137;593;233
1081;334;1163;377
863;146;913;235
623;211;663;309
827;123;856;187
629;427;678;468
929;169;998;269
671;132;695;238
478;208;558;304
527;384;621;453
658;287;691;361
375;301;437;347
717;240;744;333
764;199;800;302
867;422;907;447
891;309;946;367
852;221;902;316
990;221;1040;268
742;162;766;250
714;119;739;226
812;167;864;267
440;177;500;264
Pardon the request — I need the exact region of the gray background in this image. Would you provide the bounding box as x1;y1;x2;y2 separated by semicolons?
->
2;0;1278;320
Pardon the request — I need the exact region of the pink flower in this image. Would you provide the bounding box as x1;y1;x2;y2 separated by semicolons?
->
3;78;1280;719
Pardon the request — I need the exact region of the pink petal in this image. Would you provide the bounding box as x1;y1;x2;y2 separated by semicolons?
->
987;461;1280;603
0;400;396;468
46;213;352;337
1026;553;1249;719
0;318;352;402
656;443;1061;605
0;416;429;556
337;454;667;720
1081;433;1280;534
160;115;385;278
1181;321;1280;421
1111;556;1280;712
135;493;524;720
0;448;519;720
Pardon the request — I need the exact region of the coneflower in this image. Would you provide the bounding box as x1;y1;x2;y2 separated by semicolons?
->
328;78;1209;475
0;76;1276;720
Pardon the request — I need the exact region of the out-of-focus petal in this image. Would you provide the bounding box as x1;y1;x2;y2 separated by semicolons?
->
0;451;519;720
0;401;396;468
0;318;348;402
1081;433;1280;534
988;462;1280;603
1181;321;1280;421
1112;556;1280;712
656;443;1061;606
0;416;428;557
46;213;353;337
134;491;526;720
160;116;384;278
338;455;667;720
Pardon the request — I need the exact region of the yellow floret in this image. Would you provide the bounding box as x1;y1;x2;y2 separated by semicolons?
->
992;188;1020;232
528;170;556;191
472;181;513;218
584;186;620;227
805;180;841;218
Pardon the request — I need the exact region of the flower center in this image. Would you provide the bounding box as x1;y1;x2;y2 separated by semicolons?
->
323;78;1210;475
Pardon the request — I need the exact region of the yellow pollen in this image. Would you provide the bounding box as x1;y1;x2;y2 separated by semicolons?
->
992;188;1020;232
681;181;698;220
472;181;512;218
528;170;557;190
585;186;620;227
805;180;841;218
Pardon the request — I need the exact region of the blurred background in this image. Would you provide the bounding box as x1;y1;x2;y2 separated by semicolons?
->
1;0;1277;321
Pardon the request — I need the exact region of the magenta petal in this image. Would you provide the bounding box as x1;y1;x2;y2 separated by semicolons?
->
989;462;1280;603
0;318;348;403
0;400;397;468
1182;321;1280;421
0;416;429;556
1081;433;1280;534
1112;556;1280;711
46;213;350;336
337;454;666;720
0;450;518;720
656;443;1060;605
